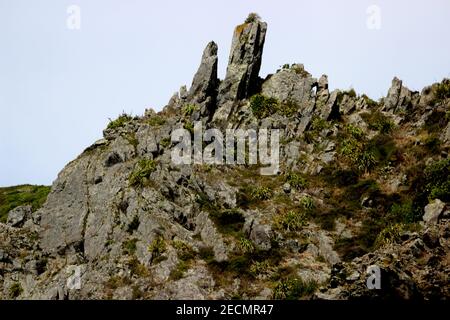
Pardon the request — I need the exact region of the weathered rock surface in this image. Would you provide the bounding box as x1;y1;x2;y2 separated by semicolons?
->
1;15;449;301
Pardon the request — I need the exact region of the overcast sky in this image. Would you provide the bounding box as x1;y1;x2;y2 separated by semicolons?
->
1;0;449;187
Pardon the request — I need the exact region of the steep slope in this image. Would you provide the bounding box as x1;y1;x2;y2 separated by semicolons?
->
1;14;449;300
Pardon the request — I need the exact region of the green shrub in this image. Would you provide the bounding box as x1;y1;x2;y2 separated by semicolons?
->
279;100;298;117
310;116;328;132
159;137;171;148
127;256;149;277
147;116;165;127
388;201;416;224
273;278;317;300
300;196;314;210
0;185;51;223
274;210;307;232
9;282;23;299
286;173;307;190
374;224;404;248
182;104;199;117
432;80;450;104
249;260;272;277
169;261;190;281
245;12;261;23
148;236;166;261
238;237;255;253
122;238;138;255
424;159;450;201
339;132;377;173
361;94;379;108
124;132;139;149
107;113;133;130
347;88;357;98
129;159;157;188
345;124;364;139
250;94;279;119
173;240;195;261
251;186;272;200
361;111;395;134
184;121;194;134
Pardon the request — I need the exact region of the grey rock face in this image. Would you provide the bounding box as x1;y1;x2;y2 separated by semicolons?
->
384;77;403;112
423;199;446;225
187;41;219;117
214;19;267;122
262;65;316;108
7;205;32;227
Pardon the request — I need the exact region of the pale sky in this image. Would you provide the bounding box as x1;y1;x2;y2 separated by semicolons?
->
1;0;450;186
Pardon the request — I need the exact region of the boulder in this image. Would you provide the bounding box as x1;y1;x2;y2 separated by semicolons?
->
7;205;32;228
423;199;446;225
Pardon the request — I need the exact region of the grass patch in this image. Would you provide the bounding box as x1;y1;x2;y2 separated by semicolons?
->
107;112;133;130
361;110;395;134
9;282;23;299
250;94;279;119
272;277;318;300
122;238;138;255
274;210;307;232
147;115;166;127
0;185;51;223
148;236;166;263
129;159;157;188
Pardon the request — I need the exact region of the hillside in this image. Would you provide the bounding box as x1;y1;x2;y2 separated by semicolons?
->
0;14;449;300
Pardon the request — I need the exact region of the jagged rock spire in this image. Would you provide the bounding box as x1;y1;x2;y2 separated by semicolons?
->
213;16;268;122
187;41;219;115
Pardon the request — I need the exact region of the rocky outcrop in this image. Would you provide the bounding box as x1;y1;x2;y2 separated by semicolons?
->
213;18;267;122
187;41;219;118
1;15;449;301
423;199;446;225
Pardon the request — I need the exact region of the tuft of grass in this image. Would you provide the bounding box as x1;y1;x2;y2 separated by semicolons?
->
274;210;308;232
9;282;23;299
245;12;261;23
122;238;138;255
184;121;194;135
148;236;166;263
250;94;279;119
431;79;450;105
361;94;379;108
424;159;450;202
361;110;395;134
129;159;157;188
251;186;272;201
147;115;166;127
0;185;51;223
286;173;307;190
159;137;171;148
107;113;133;130
182;104;199;117
169;261;190;281
374;223;405;248
272;277;318;300
299;196;314;210
238;237;255;253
